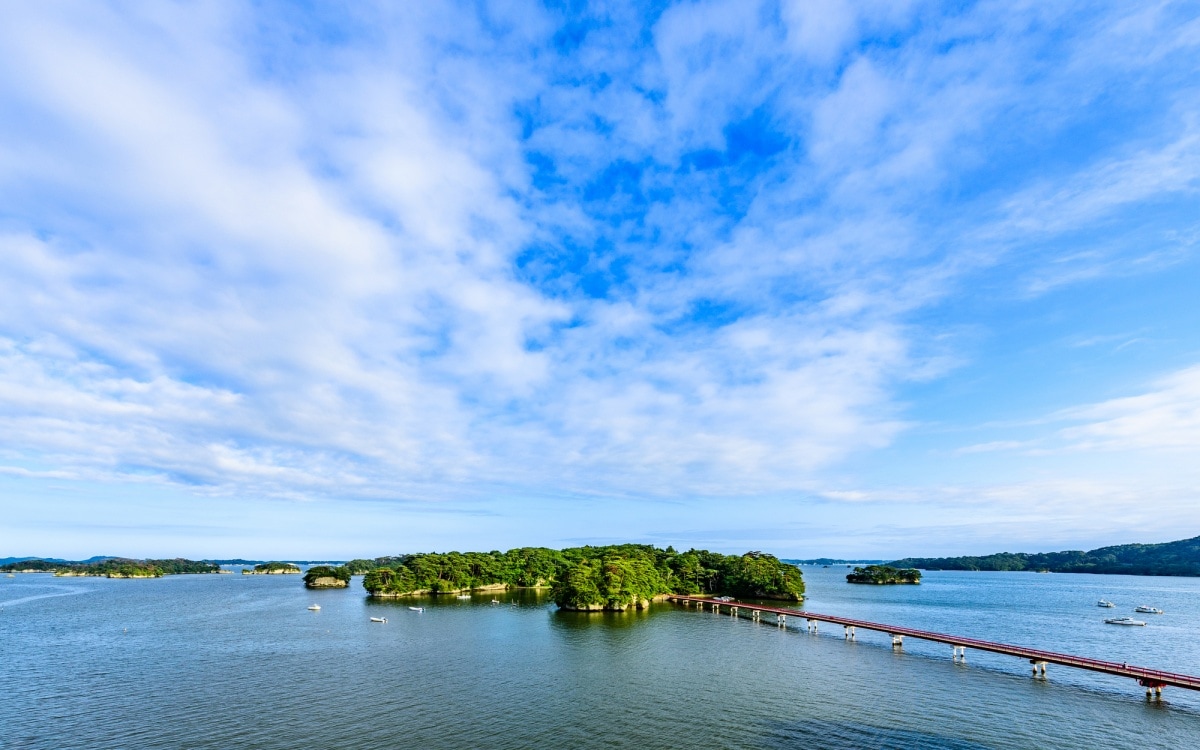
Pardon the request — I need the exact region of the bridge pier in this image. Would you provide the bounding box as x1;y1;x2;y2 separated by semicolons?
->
776;614;787;627
751;609;760;621
731;606;738;617
844;625;855;640
952;645;966;661
807;619;818;633
891;634;904;648
1139;679;1165;698
1030;660;1047;678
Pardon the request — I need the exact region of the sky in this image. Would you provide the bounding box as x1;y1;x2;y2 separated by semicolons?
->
1;1;1199;560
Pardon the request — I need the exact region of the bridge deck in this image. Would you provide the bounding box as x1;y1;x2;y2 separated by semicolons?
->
668;596;1200;691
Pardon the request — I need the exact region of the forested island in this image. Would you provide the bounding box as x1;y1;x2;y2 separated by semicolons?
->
0;558;219;578
304;565;351;588
242;562;302;575
846;565;921;584
360;545;804;611
890;535;1200;576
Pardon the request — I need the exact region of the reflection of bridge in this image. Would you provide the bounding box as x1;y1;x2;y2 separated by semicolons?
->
668;595;1199;698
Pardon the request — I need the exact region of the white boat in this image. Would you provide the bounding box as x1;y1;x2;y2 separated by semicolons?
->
409;606;424;612
456;594;471;599
1135;605;1164;614
307;604;321;611
1105;617;1146;626
1097;599;1116;608
369;616;387;623
491;599;500;604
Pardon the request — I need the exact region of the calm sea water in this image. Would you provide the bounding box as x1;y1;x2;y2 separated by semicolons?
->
2;566;1199;749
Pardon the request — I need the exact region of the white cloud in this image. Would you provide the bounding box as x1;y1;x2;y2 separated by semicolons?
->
1056;365;1200;452
1;1;1199;556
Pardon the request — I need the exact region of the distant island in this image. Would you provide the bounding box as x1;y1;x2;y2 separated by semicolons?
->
242;562;302;575
846;565;921;585
360;545;804;611
786;558;888;566
890;535;1200;577
304;565;351;588
344;558;387;575
0;558;219;578
206;559;345;566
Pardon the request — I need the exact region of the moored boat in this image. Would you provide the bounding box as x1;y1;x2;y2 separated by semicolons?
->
1097;599;1116;608
409;606;424;612
370;616;387;623
307;604;320;611
1105;616;1145;626
1134;605;1164;614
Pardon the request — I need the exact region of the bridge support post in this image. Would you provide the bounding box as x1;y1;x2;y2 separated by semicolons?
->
952;646;966;661
844;625;855;640
1139;679;1166;698
777;614;787;627
731;606;738;617
891;634;903;648
1030;660;1047;677
752;609;760;621
807;619;818;633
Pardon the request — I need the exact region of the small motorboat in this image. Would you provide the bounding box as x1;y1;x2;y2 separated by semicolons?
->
491;599;500;605
307;604;321;611
1105;617;1146;626
456;594;471;599
409;606;424;612
1097;599;1116;608
1134;605;1163;614
369;616;387;623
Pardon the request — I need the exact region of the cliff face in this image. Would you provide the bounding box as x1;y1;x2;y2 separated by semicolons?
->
305;576;348;588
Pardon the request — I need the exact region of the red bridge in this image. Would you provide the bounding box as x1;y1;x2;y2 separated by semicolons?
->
669;595;1200;697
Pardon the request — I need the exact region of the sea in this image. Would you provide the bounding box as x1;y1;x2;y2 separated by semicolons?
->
2;565;1199;749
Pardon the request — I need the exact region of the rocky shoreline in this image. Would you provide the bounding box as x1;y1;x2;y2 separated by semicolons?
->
368;582;510;598
304;576;348;588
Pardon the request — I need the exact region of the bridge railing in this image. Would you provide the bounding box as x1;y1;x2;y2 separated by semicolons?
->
667;595;1200;690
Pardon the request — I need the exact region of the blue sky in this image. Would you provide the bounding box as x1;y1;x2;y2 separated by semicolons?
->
2;1;1199;560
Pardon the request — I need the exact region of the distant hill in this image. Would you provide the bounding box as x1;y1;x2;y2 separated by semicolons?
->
0;557;219;576
0;556;114;566
891;536;1200;577
785;558;888;566
204;559;346;565
0;557;349;567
